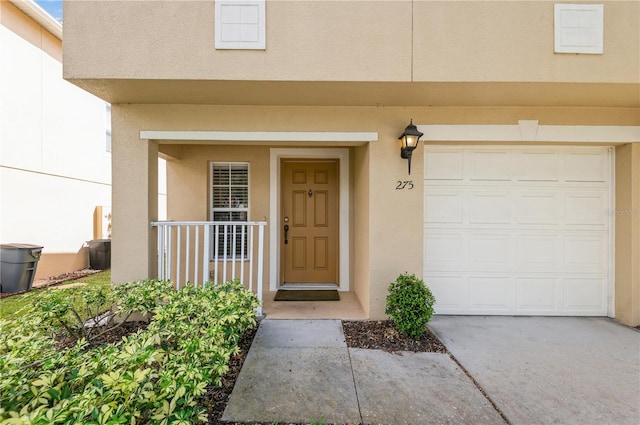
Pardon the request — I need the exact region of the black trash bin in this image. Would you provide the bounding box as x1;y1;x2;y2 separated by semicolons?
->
0;244;44;293
87;239;111;270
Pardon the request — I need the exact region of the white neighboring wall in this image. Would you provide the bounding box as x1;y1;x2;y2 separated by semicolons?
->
0;1;110;276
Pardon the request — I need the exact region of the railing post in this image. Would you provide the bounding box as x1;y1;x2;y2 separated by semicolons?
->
203;224;210;285
194;226;200;286
176;226;182;289
213;224;219;284
256;223;264;317
156;224;164;280
185;225;191;286
240;223;246;286
167;227;173;285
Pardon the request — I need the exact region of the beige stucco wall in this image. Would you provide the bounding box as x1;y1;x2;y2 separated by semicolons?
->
64;1;638;84
615;143;640;326
111;103;639;322
413;0;639;83
353;145;371;315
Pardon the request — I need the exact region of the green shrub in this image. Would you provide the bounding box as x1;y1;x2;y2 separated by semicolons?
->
385;273;436;338
34;279;173;344
0;279;259;424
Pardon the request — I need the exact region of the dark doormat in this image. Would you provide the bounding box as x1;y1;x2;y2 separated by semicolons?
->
274;290;340;302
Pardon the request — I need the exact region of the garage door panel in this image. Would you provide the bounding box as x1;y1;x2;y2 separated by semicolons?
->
424;191;463;223
424;233;465;269
516;192;560;224
563;278;606;312
428;276;467;310
468;277;511;311
564;235;607;271
565;192;607;225
469;192;511;224
565;151;608;182
516;235;559;269
469;150;511;181
516;151;560;181
469;234;511;269
424;149;463;180
516;278;559;312
425;146;611;316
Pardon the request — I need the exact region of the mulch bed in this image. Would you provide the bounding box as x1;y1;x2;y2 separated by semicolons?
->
55;320;149;351
205;326;257;424
342;320;448;354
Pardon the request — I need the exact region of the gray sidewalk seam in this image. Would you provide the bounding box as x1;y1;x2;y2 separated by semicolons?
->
446;352;511;425
346;347;364;425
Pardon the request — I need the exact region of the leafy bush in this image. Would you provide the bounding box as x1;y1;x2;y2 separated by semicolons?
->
34;279;173;343
0;279;259;424
385;273;436;338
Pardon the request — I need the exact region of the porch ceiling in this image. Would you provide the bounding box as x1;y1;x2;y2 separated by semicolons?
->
65;79;639;108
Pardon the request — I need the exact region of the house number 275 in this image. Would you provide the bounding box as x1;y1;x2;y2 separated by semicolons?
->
396;181;414;190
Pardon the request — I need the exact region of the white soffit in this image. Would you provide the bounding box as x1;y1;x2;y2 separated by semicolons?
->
140;131;379;143
418;121;639;144
10;0;62;40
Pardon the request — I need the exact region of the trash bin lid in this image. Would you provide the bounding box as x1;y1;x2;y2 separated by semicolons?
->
0;243;43;250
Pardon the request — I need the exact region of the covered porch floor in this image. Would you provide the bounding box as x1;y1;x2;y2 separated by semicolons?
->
262;291;366;319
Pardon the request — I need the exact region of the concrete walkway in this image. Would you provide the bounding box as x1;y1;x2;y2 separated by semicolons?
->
223;319;503;424
429;316;640;425
224;317;640;424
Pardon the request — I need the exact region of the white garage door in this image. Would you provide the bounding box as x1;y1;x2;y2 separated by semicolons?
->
424;146;612;316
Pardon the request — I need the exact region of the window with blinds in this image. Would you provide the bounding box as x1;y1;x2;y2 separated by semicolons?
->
210;162;249;259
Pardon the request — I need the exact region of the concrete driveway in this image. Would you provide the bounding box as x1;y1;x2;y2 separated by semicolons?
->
429;316;640;425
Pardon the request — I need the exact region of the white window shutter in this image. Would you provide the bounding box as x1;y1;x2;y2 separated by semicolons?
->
554;4;604;54
215;0;266;50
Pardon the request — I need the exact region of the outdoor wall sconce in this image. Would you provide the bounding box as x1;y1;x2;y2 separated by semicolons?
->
398;119;423;175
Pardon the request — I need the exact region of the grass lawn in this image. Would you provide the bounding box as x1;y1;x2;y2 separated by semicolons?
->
0;270;111;320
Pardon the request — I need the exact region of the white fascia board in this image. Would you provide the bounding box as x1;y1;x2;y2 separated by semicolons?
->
418;123;639;144
140;131;379;143
10;0;62;40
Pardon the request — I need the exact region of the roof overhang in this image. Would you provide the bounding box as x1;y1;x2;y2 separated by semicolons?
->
9;0;62;40
64;79;640;109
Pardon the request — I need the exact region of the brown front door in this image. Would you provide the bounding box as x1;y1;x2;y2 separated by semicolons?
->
281;160;338;285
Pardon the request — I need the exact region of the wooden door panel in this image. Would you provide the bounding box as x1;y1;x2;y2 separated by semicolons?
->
282;160;338;284
292;191;307;226
314;191;329;227
314;237;329;270
291;237;306;269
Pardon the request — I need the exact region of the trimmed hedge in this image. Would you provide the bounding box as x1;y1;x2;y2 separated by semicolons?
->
385;273;436;338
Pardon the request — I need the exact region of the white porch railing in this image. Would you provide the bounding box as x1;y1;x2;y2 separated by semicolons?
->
150;220;266;316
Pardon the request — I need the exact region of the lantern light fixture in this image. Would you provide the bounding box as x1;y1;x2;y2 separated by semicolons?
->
398;119;424;175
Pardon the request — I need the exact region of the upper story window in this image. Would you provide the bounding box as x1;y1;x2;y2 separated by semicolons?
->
215;0;266;50
554;4;604;54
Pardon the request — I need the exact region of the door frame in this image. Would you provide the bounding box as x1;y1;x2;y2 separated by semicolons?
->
269;148;350;292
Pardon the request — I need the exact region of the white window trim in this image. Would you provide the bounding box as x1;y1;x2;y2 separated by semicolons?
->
215;0;266;50
269;148;350;292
